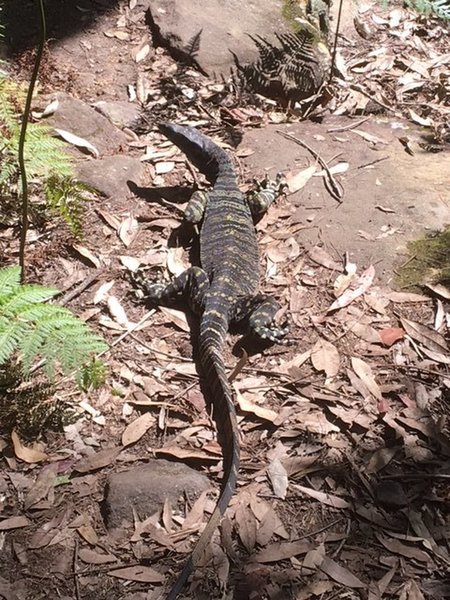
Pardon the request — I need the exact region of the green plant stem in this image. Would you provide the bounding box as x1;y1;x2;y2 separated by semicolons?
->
18;0;46;282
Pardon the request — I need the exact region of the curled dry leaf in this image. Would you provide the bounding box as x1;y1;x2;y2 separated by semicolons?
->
308;246;342;271
252;540;311;563
119;255;141;272
379;327;405;346
24;464;58;510
286;164;317;193
167;247;188;276
122;412;156;446
310;339;340;378
107;296;130;328
401;318;448;355
54;128;99;157
234;385;278;422
388;291;429;303
235;504;258;553
72;244;101;268
11;431;48;464
267;458;288;499
93;280;115;304
328;265;375;312
118;215;139;247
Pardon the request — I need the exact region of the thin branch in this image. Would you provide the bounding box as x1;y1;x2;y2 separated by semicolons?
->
18;0;46;281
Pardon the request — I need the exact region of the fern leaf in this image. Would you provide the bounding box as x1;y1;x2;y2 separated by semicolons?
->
0;266;21;296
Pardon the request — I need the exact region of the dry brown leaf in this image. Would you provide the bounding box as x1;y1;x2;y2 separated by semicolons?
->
308;246;342;271
293;484;350;508
351;356;382;400
366;447;397;474
118;215;139;247
122;412;156;446
310;339;340;378
166;247;187;276
376;534;431;563
54;128;99;157
296;580;334;599
11;431;48;463
348;321;382;344
155;446;219;461
74;447;122;473
425;283;450;300
286;165;317;193
388;291;429;303
0;516;31;530
252;541;311;563
78;548;117;565
255;506;277;546
108;565;165;583
398;580;426;600
401;317;448;355
234;385;278;422
320;556;366;588
328;265;375;312
72;244;101;268
182;490;210;530
159;306;190;333
235;504;257;553
77;524;99;545
107;296;130;328
24;465;57;509
267;458;288;499
379;327;405;346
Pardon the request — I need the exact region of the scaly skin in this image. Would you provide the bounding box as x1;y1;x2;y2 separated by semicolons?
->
146;123;287;599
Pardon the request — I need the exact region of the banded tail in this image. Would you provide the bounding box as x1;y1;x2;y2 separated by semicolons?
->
164;309;240;600
158;122;233;183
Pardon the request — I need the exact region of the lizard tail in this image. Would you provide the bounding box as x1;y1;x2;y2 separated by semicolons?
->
164;316;240;600
159;122;234;182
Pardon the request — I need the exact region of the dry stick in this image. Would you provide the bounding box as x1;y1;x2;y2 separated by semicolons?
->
276;130;344;203
327;116;371;133
59;269;102;306
18;0;46;281
348;83;397;114
328;0;344;86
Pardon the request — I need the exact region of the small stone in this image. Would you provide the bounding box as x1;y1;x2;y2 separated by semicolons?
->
94;100;142;130
103;459;211;529
77;155;144;199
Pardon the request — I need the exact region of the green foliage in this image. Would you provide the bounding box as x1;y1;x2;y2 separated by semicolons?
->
0;74;92;235
0;266;108;378
406;0;450;19
77;359;107;391
44;175;95;236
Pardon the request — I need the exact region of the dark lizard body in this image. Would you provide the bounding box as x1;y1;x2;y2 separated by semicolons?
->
141;123;288;599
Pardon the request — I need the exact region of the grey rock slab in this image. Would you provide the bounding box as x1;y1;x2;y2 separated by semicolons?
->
94;100;142;130
241;118;449;285
76;155;145;199
148;0;291;76
103;459;211;529
42;92;128;156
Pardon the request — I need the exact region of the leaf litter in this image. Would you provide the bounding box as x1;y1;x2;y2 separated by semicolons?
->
1;2;450;600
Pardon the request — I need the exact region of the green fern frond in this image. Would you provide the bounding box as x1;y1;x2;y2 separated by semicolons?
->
0;265;21;295
406;0;450;19
44;175;95;236
0;266;108;377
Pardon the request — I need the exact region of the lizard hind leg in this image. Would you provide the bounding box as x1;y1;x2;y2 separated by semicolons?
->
184;190;208;224
234;294;290;343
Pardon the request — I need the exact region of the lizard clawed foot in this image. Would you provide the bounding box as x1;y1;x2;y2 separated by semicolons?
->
130;269;167;302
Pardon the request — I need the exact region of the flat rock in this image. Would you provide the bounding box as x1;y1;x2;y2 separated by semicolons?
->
41;92;128;156
242;118;449;285
77;155;144;198
147;0;291;76
103;459;211;529
94;100;142;130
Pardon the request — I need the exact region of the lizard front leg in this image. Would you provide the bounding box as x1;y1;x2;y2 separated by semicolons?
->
138;266;210;315
246;173;286;218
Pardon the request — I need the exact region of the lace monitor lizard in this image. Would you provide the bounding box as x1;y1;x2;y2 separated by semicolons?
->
138;123;289;599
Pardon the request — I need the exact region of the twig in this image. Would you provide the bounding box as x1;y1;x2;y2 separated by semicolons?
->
73;539;81;600
59;269;102;305
329;0;344;85
276;130;344;203
97;309;156;358
348;83;397;114
357;156;390;169
327;117;370;133
18;0;46;281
